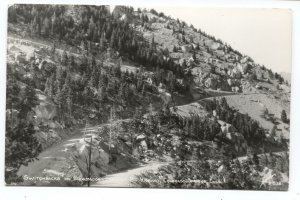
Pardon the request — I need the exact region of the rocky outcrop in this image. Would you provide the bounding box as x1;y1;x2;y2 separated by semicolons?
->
26;50;35;61
226;132;247;153
236;63;249;75
35;129;61;149
205;77;218;90
231;86;240;93
35;92;57;122
219;121;236;134
227;79;233;86
181;44;192;53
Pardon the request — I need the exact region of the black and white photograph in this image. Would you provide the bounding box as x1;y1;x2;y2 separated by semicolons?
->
4;3;294;191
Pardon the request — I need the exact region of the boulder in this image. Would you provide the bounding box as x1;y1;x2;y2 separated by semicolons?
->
231;68;242;79
160;92;172;104
227;79;233;86
210;42;221;50
34;94;57;122
231;86;240;93
136;134;146;140
237;63;249;74
219;121;236;134
35;129;61;149
26;50;35;61
240;56;251;64
64;166;83;185
140;140;148;150
181;45;192;53
205;78;218;90
213;110;217;117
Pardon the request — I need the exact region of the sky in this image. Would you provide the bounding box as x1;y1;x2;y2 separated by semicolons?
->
132;6;292;73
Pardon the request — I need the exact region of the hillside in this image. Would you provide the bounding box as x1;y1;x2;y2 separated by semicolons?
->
280;72;291;84
5;5;290;190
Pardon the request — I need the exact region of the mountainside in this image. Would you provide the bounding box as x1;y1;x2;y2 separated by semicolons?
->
6;5;290;190
280;72;291;84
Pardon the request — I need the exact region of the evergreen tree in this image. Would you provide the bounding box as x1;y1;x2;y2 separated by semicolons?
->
8;6;18;23
281;110;288;123
18;85;39;119
5;121;42;183
54;86;64;119
270;125;276;137
6;79;20;122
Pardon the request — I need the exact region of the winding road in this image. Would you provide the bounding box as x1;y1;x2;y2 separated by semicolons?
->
9;34;290;187
92;162;169;187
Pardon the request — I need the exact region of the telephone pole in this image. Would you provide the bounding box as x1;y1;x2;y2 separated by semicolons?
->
87;136;92;187
109;106;112;153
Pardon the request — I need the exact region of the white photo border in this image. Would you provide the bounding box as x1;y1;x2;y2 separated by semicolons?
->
0;0;299;200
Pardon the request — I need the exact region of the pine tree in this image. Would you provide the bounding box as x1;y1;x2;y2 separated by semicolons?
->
99;32;106;52
270;125;276;137
61;50;68;65
184;119;191;136
42;16;50;37
151;34;155;49
281;110;288;123
54;86;64;119
18;85;39;119
6;79;20;122
5;121;42;183
8;6;18;23
66;87;73;118
44;77;54;98
173;45;177;52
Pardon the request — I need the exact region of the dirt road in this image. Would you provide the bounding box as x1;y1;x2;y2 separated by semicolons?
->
92;162;169;187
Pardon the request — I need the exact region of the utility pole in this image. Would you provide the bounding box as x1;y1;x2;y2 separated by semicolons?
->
109;106;112;153
87;136;92;187
84;119;87;135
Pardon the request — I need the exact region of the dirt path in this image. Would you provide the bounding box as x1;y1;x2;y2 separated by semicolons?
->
92;162;169;187
17;119;128;178
17;127;91;177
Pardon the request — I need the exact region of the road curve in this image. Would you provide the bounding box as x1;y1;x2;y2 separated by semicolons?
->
92;162;169;187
